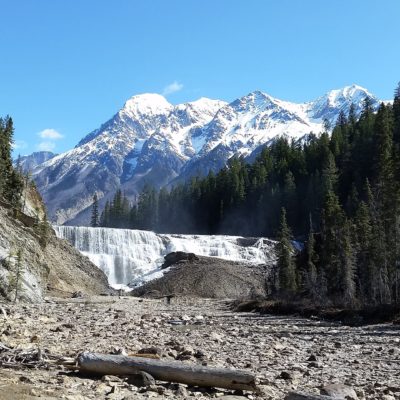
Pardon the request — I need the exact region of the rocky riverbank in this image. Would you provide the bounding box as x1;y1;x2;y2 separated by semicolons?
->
1;296;399;399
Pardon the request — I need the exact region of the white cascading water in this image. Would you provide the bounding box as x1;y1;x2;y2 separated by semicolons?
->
53;226;276;289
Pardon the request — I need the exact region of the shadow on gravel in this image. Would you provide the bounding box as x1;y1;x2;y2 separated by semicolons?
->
230;299;400;327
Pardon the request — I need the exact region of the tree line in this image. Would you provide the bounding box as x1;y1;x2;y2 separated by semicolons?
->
94;83;400;307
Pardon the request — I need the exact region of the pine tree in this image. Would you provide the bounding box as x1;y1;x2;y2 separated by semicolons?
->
320;190;347;303
370;216;391;304
373;104;397;303
276;208;297;295
111;189;123;227
91;193;99;227
374;104;393;185
348;103;357;141
321;151;338;197
0;116;23;205
393;82;400;147
4;169;24;207
282;171;296;226
7;248;24;302
305;214;319;302
36;215;51;248
340;220;356;307
355;197;374;303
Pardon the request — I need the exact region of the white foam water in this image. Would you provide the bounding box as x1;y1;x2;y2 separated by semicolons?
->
53;226;276;289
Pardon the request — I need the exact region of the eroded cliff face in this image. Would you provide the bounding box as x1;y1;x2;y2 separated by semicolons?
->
0;191;110;302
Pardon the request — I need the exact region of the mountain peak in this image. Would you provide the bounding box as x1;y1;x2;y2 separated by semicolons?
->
247;90;273;100
187;97;226;107
179;97;228;115
307;84;378;122
223;90;280;117
122;93;172;116
322;84;374;106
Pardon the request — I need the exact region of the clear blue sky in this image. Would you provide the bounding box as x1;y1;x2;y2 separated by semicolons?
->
1;0;399;156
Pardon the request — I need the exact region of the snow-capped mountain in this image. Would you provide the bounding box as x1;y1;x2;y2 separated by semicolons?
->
15;151;57;174
177;85;379;181
31;85;381;225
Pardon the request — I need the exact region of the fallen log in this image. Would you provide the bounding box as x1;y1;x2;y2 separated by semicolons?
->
76;351;257;391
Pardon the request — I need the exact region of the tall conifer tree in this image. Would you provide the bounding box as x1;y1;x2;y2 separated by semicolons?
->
91;193;99;227
276;208;297;295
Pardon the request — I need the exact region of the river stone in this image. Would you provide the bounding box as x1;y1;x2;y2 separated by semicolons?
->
285;392;333;400
320;384;358;399
126;371;155;387
138;346;162;356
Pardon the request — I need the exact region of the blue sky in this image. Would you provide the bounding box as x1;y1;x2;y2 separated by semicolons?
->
1;0;399;156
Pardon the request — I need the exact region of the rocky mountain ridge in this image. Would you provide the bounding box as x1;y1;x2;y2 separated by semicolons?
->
16;151;57;174
29;85;382;225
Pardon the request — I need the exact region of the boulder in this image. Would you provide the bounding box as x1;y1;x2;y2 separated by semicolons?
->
320;384;358;399
285;392;333;400
126;371;155;387
161;251;199;269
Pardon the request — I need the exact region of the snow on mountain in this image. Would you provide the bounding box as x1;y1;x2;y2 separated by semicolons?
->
31;85;381;225
15;151;57;174
177;85;379;181
307;84;376;121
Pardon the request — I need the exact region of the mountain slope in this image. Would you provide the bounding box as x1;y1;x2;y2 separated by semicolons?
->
31;85;381;225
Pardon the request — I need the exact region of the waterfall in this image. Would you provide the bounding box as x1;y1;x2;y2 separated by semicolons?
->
53;226;276;289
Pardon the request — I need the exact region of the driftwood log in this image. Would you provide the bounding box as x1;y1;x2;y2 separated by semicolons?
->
77;352;257;391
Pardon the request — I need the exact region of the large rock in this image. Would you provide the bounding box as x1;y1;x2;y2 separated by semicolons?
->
285;392;333;400
320;384;358;399
161;251;199;269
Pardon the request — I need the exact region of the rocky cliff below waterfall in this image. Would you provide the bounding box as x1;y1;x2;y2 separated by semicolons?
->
0;194;111;302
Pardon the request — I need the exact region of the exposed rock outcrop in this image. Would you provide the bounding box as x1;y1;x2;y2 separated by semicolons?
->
0;197;111;302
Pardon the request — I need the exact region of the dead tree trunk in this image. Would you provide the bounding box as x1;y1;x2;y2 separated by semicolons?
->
77;352;257;391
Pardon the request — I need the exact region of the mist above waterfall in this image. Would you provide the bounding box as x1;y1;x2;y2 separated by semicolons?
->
53;226;276;289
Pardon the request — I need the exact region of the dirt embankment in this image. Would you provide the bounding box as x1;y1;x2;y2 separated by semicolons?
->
132;254;272;299
232;299;400;326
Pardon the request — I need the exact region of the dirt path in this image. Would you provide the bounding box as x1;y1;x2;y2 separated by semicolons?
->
0;297;399;399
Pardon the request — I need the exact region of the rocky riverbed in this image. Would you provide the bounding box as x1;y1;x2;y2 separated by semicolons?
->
0;296;399;399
